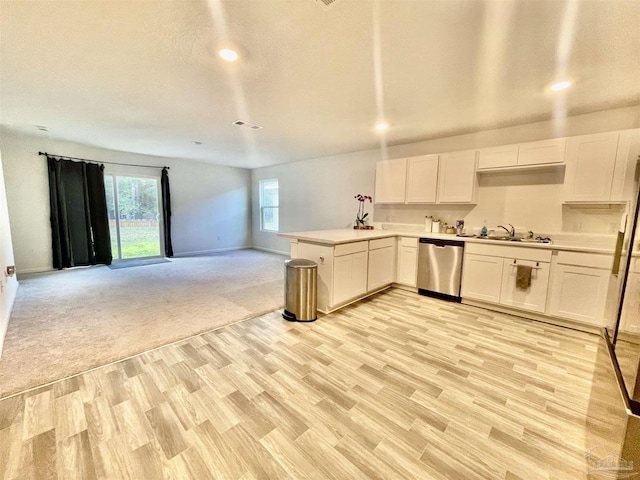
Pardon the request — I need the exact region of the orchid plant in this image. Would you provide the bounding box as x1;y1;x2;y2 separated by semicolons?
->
354;194;372;227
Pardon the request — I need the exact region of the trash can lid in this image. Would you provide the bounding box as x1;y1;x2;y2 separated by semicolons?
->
285;258;317;268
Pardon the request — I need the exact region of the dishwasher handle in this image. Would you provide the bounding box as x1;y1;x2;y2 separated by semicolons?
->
419;238;465;248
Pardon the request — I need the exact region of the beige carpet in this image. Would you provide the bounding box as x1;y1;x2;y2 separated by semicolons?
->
0;249;285;398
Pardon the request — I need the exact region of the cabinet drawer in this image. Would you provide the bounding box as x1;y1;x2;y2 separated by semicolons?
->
334;241;368;257
369;237;395;250
556;251;612;270
399;237;418;248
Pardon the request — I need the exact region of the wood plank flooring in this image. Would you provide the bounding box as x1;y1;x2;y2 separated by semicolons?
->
0;288;625;479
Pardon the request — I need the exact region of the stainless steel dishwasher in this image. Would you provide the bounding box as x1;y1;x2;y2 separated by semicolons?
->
417;238;464;301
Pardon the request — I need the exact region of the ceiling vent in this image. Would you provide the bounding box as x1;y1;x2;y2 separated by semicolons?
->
232;120;263;130
314;0;340;6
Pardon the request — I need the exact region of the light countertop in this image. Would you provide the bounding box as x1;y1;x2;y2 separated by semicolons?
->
279;228;617;254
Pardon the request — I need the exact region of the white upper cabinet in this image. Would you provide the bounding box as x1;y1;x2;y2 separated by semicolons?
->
375;151;475;205
563;132;621;202
374;158;407;203
610;129;640;202
437;150;477;203
406;155;439;203
477;138;565;171
517;138;566;166
477;144;518;170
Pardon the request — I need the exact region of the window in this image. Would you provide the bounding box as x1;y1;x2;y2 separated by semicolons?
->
260;179;279;232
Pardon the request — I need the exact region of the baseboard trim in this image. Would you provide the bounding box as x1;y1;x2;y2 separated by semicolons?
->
0;278;19;358
462;298;601;335
172;246;250;257
17;267;54;274
251;246;289;256
18;247;284;271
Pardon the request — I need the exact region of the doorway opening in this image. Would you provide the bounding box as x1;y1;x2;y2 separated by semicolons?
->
104;174;164;260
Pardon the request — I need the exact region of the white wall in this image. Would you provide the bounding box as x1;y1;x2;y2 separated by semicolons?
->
252;106;640;253
0;129;252;273
252;149;377;253
0;150;19;356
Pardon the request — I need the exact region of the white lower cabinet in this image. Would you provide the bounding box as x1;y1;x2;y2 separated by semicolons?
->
547;251;612;326
461;243;552;314
461;254;503;303
294;237;397;313
462;244;615;326
500;259;550;313
333;251;368;305
396;237;418;287
367;239;395;292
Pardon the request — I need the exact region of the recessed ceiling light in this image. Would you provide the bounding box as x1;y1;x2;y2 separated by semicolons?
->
219;49;238;62
550;80;572;91
375;122;389;131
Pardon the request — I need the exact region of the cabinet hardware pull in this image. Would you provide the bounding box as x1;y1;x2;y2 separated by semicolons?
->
510;263;542;270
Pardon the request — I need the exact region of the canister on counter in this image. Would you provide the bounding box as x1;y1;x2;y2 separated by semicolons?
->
424;216;432;232
431;219;440;233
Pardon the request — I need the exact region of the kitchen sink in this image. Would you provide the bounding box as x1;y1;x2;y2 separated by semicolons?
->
475;236;514;241
469;235;552;244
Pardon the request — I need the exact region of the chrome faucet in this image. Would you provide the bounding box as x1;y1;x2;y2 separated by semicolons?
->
497;223;515;237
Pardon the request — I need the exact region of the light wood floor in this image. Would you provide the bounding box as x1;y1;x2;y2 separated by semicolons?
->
0;288;624;479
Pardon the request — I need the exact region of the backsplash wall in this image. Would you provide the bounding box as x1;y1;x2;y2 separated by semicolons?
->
374;168;626;235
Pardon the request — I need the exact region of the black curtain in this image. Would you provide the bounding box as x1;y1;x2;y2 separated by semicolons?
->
161;167;173;257
47;156;112;269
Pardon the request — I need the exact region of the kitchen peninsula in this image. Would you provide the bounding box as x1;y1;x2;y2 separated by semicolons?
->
280;227;617;332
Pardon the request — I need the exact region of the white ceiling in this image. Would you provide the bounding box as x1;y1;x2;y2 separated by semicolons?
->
1;0;639;169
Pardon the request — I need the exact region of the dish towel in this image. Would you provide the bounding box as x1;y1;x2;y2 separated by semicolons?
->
516;265;533;289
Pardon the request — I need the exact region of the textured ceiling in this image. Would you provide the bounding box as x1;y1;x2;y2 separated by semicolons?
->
1;0;639;169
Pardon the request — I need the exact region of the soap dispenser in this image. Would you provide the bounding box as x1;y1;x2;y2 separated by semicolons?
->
481;221;488;237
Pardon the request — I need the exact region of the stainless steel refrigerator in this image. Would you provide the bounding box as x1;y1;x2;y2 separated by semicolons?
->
600;153;640;470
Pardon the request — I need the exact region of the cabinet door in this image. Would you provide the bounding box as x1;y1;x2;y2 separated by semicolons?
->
333;252;368;305
396;245;418;287
548;265;610;326
437;150;477;203
477;145;518;170
564;132;619;202
374;158;407;203
499;259;550;313
461;254;503;303
610;129;640;202
406;155;438;203
368;246;394;292
298;242;334;313
517;138;566;166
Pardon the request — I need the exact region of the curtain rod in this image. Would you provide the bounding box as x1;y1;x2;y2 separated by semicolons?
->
38;152;169;170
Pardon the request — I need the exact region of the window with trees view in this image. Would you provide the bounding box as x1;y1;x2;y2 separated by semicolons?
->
260;179;279;232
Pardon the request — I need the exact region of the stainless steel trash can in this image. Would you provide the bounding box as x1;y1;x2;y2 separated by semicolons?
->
283;258;317;322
